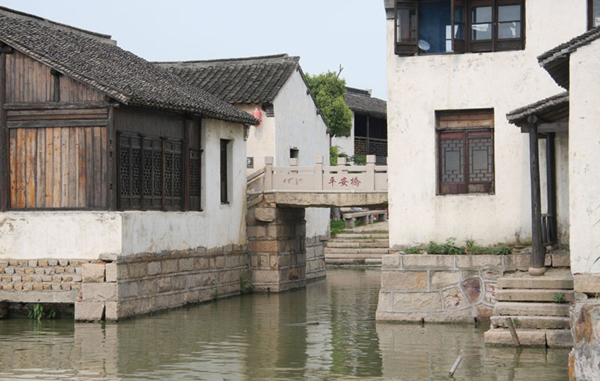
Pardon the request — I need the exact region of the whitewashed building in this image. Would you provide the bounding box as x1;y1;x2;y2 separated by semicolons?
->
383;0;592;250
158;55;331;277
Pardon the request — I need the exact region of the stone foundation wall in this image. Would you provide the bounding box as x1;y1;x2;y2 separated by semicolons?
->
306;235;327;281
247;203;307;292
75;245;248;321
0;259;87;305
570;274;600;380
376;253;532;323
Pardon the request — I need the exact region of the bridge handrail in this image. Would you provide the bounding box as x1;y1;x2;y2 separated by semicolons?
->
261;155;387;193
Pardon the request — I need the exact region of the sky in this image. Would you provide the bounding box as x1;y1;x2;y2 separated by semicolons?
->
0;0;388;100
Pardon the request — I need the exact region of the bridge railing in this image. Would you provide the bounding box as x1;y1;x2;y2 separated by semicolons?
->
254;155;387;193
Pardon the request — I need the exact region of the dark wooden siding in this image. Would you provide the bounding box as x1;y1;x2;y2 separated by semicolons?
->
9;125;108;209
114;107;185;140
6;50;55;103
60;75;105;103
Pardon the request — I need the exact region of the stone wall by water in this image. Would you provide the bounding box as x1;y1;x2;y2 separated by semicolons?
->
75;245;248;321
306;235;327;281
376;254;533;323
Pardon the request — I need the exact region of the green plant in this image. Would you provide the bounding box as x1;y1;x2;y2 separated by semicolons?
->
305;70;353;137
28;303;56;321
491;245;512;255
404;246;421;254
513;318;521;328
239;271;252;293
427;238;465;255
330;220;346;237
465;239;512;255
351;154;367;166
554;293;566;304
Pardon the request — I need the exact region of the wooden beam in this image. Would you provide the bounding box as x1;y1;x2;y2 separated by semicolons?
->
546;133;557;243
4;102;111;110
0;52;7;211
183;118;192;211
528;115;546;269
539;122;568;134
106;105;116;210
7;119;108;128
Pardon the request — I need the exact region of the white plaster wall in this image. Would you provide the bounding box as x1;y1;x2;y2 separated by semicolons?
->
273;70;331;239
242;103;276;175
331;112;355;158
569;40;600;274
0;120;248;259
121;119;248;255
386;0;586;247
0;212;122;260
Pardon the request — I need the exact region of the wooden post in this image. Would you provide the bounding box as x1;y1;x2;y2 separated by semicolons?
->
107;104;116;210
183;118;192;211
528;115;546;273
264;156;273;191
366;154;376;191
546;133;557;243
0;52;7;212
506;318;521;347
314;155;323;191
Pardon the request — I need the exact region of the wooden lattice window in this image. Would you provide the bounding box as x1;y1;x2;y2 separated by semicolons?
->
437;109;494;195
118;133;184;210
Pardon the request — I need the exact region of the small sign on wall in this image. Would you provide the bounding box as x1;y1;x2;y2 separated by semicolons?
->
247;157;254;169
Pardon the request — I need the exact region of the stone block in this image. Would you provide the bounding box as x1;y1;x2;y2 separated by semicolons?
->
161;260;178;275
402;255;454;269
140;278;159;294
63;276;73;282
393;292;442;311
148;261;162;276
105;302;120;321
546;330;573;348
381;271;427;290
43;284;52;290
461;277;482;303
48;260;58;266
430;271;460;290
75;302;105;321
128;262;148;278
456;255;502;269
443;288;467;309
22;276;33;283
61;283;71;291
4;268;14;275
574;274;600;294
477;306;494;320
82;264;105;283
194;258;209;271
247;225;267;239
158;277;172;292
51;283;61;291
42;276;52;282
23;283;33;291
172;275;186;291
35;268;44;275
215;256;225;269
503;254;532;271
251;269;280;284
0;260;8;268
382;254;401;269
105;263;118;283
2;284;13;290
121;281;139;298
424;308;475;323
12;275;22;283
551;253;571;268
9;260;18;266
55;267;65;274
482;268;502;280
18;260;27;266
248;240;279;254
179;258;194;272
254;208;276;222
13;283;23;291
38;260;48;267
14;268;24;275
484;282;497;303
66;267;75;274
28;260;37;267
82;283;118;302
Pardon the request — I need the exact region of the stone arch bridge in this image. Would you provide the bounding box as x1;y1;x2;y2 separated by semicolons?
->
247;155;388;292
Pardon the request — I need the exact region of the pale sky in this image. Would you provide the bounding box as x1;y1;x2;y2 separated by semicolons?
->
0;0;388;100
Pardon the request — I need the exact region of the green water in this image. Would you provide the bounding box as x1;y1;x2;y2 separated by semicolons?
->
0;268;569;380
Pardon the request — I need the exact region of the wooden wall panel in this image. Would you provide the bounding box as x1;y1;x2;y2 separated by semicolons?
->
60;76;105;102
114;107;185;140
6;51;54;103
9;126;107;209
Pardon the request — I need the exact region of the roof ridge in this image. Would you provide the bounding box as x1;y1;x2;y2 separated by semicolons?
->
0;6;114;43
155;54;300;68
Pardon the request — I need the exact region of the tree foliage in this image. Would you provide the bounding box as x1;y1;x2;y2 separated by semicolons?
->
305;71;352;137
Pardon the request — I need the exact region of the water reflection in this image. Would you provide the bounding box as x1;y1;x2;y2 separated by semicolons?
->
0;268;568;380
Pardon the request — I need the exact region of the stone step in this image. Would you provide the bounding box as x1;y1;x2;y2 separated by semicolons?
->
324;253;385;260
334;233;389;239
545;252;571;268
328;238;389;243
484;328;572;348
497;276;573;290
491;316;571;330
325;248;389;255
493;302;571;317
326;241;389;249
496;289;575;303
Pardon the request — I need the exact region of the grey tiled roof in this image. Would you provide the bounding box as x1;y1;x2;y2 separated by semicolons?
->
538;26;600;89
344;87;387;118
0;11;257;125
506;92;569;126
156;54;300;104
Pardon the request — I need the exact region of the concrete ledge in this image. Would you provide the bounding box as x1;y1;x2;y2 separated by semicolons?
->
0;290;78;303
267;191;388;208
574;274;600;294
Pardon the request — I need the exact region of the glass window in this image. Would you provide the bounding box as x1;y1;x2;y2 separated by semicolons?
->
591;0;600;28
498;5;521;39
472;6;492;40
418;1;452;53
437;110;494;195
396;7;417;43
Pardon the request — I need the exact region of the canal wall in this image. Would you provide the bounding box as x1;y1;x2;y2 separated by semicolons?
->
75;244;249;321
376;253;534;323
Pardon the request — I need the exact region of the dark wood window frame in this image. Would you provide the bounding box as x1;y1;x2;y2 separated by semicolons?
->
220;139;230;205
589;0;600;29
394;0;525;56
117;132;202;211
437;109;495;195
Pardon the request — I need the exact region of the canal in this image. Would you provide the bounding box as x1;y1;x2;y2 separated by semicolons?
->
0;268;569;380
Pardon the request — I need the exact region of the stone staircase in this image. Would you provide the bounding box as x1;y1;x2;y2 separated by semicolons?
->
484;267;574;348
324;230;389;265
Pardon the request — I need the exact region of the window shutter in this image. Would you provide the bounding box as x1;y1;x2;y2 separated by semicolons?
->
395;1;418;56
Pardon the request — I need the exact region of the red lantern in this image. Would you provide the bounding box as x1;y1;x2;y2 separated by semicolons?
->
252;107;261;126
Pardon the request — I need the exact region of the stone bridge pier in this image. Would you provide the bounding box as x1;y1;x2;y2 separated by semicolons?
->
247;196;308;292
